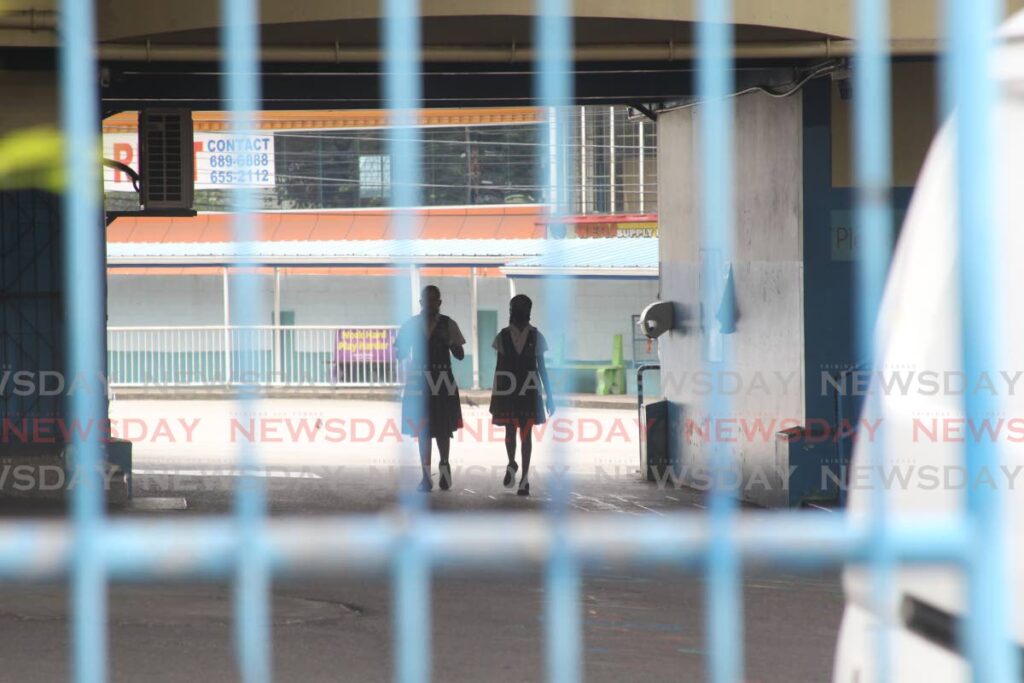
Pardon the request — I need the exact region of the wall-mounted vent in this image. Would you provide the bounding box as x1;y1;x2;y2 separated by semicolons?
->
139;109;194;210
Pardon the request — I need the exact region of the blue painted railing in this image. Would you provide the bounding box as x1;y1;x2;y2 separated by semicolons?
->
45;0;1017;681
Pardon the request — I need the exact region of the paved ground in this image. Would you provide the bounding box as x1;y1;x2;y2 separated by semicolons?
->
0;399;845;682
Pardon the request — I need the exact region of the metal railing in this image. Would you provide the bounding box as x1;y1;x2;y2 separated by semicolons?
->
106;325;402;387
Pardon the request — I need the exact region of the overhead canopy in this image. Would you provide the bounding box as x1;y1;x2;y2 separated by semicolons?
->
501;237;658;279
107;236;659;277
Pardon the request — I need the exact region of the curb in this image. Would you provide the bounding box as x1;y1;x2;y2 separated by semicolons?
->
110;387;638;411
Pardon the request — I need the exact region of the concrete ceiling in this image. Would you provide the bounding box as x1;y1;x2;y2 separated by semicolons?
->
86;0;1014;44
3;0;1023;49
3;0;1023;112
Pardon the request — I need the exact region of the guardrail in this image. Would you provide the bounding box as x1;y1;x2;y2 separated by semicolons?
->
106;325;402;387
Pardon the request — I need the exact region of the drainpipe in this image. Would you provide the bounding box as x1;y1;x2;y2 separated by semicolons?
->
638;119;645;213
95;38;942;62
0;9;55;30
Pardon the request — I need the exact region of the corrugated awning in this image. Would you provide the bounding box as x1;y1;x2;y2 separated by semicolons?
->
501;237;658;278
107;236;659;277
106;206;547;243
107;239;547;268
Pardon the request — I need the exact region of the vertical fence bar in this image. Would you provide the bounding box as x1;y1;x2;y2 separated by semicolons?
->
384;1;430;682
60;0;107;679
946;0;1017;679
535;2;580;682
221;0;271;680
852;0;894;679
696;1;741;682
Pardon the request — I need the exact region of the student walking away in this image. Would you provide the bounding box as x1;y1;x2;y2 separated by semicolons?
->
397;285;466;492
489;294;555;496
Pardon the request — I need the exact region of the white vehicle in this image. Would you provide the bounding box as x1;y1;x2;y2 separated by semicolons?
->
831;11;1024;683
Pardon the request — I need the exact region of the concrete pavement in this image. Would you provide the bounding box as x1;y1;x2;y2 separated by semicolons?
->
0;398;845;682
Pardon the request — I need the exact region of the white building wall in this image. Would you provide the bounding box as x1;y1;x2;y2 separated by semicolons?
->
510;278;658;361
107;272;658;362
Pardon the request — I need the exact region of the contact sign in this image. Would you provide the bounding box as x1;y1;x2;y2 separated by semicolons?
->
200;134;275;188
103;131;278;191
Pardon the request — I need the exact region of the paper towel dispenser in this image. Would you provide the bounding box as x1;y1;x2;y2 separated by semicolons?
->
638;300;675;339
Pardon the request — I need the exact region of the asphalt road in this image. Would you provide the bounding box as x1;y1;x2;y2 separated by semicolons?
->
0;399;845;682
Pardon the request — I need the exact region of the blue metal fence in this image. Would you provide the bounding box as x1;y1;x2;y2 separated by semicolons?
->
38;0;1016;681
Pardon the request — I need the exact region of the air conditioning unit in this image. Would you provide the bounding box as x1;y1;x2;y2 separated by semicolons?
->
139;109;194;210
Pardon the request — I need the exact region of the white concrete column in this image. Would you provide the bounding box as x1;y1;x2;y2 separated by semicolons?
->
470;267;479;389
508;276;516;299
410;265;421;315
657;92;804;507
222;266;231;384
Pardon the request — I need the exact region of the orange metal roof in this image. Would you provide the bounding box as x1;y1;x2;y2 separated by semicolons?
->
103;108;544;134
107;206;547;245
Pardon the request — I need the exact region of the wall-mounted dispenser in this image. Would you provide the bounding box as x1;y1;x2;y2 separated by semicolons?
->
638;300;675;339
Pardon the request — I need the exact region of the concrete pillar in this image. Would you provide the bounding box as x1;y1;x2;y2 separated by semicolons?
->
657;90;804;507
409;265;421;315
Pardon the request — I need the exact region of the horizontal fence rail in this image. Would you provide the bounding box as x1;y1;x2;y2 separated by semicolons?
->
106;325;402;387
0;513;975;582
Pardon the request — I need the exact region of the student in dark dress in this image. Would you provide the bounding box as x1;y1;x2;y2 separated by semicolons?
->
397;285;466;492
488;294;555;496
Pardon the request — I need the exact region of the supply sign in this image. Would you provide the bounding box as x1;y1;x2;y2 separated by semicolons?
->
103;132;275;191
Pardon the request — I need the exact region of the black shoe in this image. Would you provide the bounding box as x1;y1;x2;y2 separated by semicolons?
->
517;480;530;497
439;463;452;491
503;462;518;488
417;477;433;493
